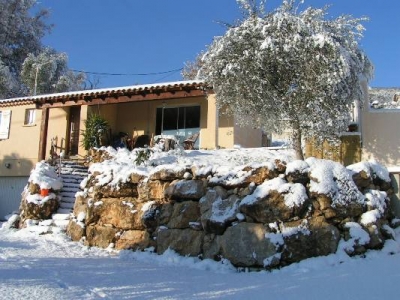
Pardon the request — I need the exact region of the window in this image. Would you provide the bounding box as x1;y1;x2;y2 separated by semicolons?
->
24;108;36;125
155;105;200;144
0;110;11;139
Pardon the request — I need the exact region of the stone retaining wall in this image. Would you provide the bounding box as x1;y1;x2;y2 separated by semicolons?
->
65;153;396;269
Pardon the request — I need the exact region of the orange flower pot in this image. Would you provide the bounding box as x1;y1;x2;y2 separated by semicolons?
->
40;189;50;196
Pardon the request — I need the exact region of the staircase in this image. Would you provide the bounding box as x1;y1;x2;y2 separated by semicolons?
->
52;161;88;231
23;160;88;234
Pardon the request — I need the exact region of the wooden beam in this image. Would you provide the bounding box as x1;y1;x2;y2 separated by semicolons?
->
38;107;49;161
38;89;206;108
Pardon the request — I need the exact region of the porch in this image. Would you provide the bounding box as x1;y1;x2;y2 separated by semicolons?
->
34;81;223;160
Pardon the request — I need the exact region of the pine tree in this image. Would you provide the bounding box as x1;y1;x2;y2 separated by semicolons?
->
0;0;85;98
0;0;50;97
199;0;373;159
21;48;85;95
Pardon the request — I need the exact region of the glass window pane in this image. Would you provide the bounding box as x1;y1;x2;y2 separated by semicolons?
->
163;107;178;131
184;106;200;128
155;108;163;135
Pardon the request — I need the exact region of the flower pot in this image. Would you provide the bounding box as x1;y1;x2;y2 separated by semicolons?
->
40;189;50;197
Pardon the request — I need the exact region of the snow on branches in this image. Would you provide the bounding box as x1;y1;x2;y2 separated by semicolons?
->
199;0;373;159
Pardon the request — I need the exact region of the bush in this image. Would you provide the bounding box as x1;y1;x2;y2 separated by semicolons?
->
81;114;109;150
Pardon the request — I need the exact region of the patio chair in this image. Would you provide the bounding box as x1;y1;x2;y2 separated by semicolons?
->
183;132;199;150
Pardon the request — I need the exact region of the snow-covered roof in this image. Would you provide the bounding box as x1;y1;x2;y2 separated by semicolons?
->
369;87;400;110
0;97;35;107
0;80;208;107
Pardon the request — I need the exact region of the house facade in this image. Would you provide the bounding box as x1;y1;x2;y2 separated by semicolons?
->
361;86;400;216
0;98;41;217
0;80;263;218
361;87;400;168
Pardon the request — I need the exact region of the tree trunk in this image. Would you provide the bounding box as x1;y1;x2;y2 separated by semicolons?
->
292;122;304;160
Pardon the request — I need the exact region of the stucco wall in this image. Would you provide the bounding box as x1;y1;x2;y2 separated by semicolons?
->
46;107;69;159
362;108;400;168
0;103;40;176
233;123;262;148
92;94;226;150
91;104;118;136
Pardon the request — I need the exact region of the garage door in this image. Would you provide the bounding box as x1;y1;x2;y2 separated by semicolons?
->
0;177;28;220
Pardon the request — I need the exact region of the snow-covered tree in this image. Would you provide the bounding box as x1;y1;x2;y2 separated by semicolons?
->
0;0;50;97
0;59;17;97
21;48;85;95
198;0;373;159
0;0;86;98
182;52;205;80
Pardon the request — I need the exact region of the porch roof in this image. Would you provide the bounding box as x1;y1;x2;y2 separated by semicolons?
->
0;80;210;108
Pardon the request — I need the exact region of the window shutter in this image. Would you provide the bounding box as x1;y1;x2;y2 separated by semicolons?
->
0;110;11;139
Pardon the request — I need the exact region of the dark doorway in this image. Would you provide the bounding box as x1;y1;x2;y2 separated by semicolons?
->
68;106;81;156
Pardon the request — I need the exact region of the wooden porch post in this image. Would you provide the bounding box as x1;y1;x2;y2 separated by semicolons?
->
38;107;49;161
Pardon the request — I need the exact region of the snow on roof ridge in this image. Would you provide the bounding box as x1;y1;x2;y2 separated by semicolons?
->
369;87;400;90
0;79;205;103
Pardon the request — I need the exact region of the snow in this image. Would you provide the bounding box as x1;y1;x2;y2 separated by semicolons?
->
369;88;400;110
266;220;311;250
339;222;370;253
361;210;381;226
209;197;240;223
1;147;400;298
141;201;156;212
1;223;400;299
4;80;203;103
29;161;63;191
241;177;308;208
307;157;365;207
285;159;310;174
26;192;58;205
365;189;387;214
85;147;293;190
347;160;391;183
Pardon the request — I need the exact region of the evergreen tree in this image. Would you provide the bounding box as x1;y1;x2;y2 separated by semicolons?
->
0;0;50;97
0;0;85;98
21;48;85;95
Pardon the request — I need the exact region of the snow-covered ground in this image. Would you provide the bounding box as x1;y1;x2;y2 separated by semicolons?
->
2;147;400;299
1;224;400;300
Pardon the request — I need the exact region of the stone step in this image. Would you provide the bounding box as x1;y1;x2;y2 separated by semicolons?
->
62;186;81;192
60;163;87;168
60;198;76;205
57;208;73;214
61;174;85;179
60;197;75;203
52;213;71;220
60;191;77;198
53;219;69;230
60;161;86;166
62;179;83;186
61;187;80;192
61;172;88;177
54;161;86;224
39;219;54;226
59;202;75;209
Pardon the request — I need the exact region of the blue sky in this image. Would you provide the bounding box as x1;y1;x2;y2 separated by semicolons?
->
37;0;399;88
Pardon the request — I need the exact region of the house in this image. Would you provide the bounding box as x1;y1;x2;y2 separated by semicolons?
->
361;86;400;216
361;87;400;167
0;80;263;218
